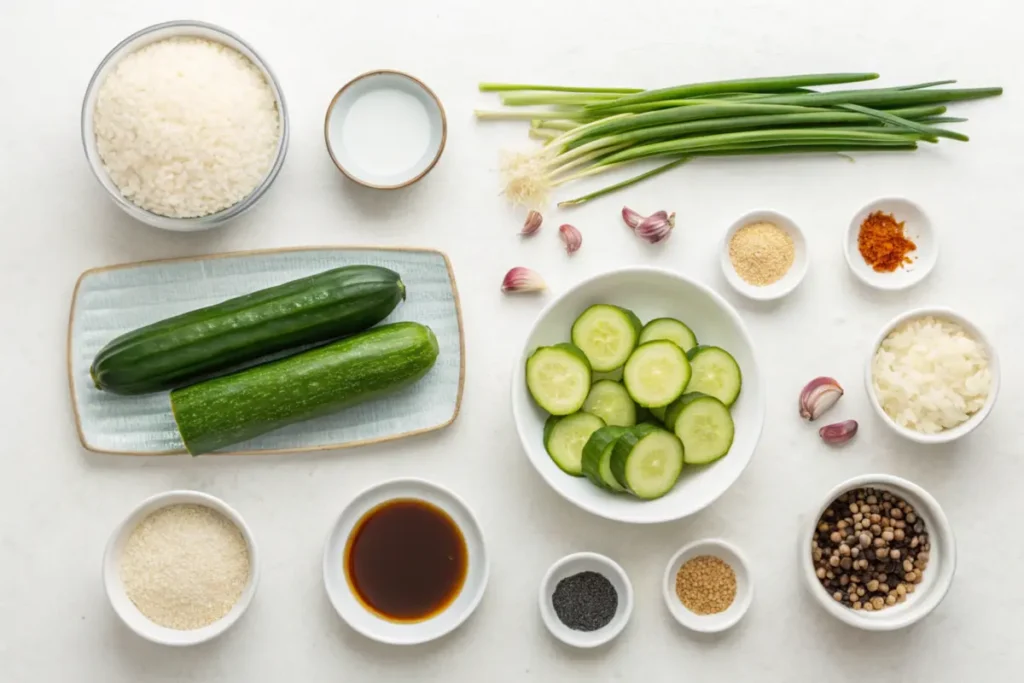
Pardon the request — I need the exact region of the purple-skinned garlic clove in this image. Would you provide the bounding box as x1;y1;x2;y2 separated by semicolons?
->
820;420;858;445
501;267;546;293
800;377;844;421
635;211;675;244
559;224;582;254
521;210;543;236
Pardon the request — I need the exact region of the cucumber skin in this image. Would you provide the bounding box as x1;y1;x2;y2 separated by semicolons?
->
170;322;438;455
91;265;406;395
526;343;592;415
581;426;627;490
609;423;661;490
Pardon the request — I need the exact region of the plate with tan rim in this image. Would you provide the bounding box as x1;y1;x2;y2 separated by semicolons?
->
67;246;465;455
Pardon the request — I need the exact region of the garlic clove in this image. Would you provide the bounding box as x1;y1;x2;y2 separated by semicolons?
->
501;267;546;293
521;210;543;236
559;224;582;254
635;211;675;244
799;376;844;421
621;206;643;230
820;420;858;445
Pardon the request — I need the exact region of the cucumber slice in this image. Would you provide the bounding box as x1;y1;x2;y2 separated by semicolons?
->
610;424;685;499
526;343;592;415
686;346;743;407
638;318;698;353
623;341;692;408
672;393;735;464
543;412;606;476
582;426;628;492
571;304;642;372
582;380;637;427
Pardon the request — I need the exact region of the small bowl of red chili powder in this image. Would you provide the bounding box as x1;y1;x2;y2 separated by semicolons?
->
845;197;936;291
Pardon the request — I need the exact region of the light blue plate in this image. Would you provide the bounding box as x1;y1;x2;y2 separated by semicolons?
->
68;247;464;455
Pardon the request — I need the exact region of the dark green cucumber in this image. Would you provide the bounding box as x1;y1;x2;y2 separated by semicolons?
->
91;265;406;395
170;322;438;455
581;426;628;492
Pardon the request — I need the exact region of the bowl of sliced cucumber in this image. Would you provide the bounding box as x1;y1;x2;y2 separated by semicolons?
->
511;266;764;524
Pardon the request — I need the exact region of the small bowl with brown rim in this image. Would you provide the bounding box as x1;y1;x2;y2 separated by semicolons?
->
844;197;937;291
324;70;446;189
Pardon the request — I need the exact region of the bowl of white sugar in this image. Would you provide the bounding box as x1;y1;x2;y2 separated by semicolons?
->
81;20;288;231
103;490;259;646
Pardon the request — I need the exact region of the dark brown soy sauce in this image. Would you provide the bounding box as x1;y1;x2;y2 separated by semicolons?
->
345;499;468;622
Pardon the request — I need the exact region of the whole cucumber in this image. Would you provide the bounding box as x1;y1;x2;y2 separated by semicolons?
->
170;322;439;455
91;265;406;395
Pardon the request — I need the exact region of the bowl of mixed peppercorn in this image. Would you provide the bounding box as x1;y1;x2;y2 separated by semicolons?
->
844;197;937;290
803;474;956;631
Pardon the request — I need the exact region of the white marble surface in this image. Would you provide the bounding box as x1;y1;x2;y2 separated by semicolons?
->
0;0;1020;680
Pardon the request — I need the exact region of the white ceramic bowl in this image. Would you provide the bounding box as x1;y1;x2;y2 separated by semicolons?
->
866;307;999;444
801;474;956;631
103;490;260;646
511;266;764;524
539;552;633;648
720;210;808;301
322;479;488;645
325;70;446;189
81;20;289;231
662;539;753;633
845;197;936;290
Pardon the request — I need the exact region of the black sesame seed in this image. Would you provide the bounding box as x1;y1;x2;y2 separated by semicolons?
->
551;570;618;632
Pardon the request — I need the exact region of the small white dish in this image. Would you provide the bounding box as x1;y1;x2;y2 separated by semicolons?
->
511;266;764;524
539;552;633;648
103;490;260;646
325;70;446;189
866;307;999;444
801;474;956;631
662;539;753;633
81;20;289;231
845;197;936;290
323;478;488;645
720;210;808;301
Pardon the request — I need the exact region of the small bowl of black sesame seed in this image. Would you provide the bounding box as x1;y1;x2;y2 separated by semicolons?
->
539;552;633;648
802;474;956;631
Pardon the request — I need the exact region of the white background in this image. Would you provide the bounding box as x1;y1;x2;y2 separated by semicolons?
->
1;0;1020;681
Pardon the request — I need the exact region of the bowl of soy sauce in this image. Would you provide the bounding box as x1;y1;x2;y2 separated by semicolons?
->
323;479;489;645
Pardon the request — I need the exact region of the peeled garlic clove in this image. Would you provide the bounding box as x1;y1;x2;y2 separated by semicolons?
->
501;267;546;293
635;211;675;244
559;224;582;254
621;206;643;230
820;420;858;445
521;210;543;236
799;376;844;421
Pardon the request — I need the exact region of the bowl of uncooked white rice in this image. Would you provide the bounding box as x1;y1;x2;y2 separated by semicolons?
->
103;490;259;646
867;307;998;444
81;20;288;231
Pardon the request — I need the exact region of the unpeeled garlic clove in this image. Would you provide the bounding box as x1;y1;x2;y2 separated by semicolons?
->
559;224;582;254
635;211;675;244
521;210;543;236
501;267;546;293
820;420;858;445
621;206;643;230
799;377;844;421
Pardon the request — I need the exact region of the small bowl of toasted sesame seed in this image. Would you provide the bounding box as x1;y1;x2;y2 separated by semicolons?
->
103;490;259;646
662;539;753;633
720;210;808;302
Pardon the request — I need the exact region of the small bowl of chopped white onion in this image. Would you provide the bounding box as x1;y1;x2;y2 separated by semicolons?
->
103;490;259;646
81;20;289;231
866;307;999;444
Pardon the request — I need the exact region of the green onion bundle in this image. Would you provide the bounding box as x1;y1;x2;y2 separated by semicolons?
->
474;74;1002;207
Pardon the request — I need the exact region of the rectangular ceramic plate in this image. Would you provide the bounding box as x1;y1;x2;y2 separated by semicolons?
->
68;247;464;455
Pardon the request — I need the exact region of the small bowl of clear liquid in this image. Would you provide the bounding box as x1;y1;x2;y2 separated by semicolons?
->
324;70;447;189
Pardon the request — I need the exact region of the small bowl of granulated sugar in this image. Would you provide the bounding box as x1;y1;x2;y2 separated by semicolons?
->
103;490;259;646
720;210;808;302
